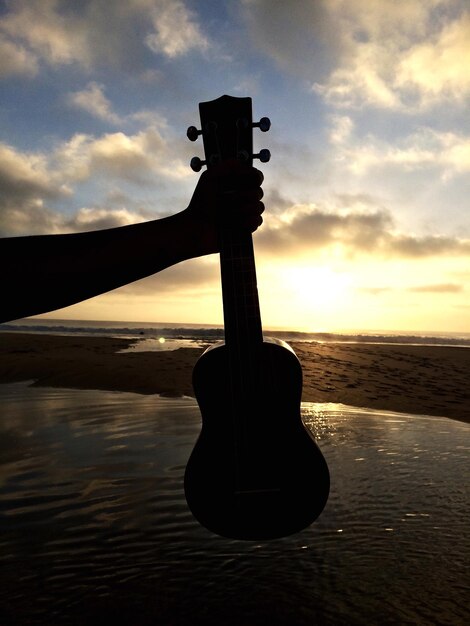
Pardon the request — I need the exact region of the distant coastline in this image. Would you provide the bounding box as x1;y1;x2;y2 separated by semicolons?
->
2;317;470;348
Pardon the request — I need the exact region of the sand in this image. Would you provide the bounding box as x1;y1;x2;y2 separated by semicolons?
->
1;332;469;423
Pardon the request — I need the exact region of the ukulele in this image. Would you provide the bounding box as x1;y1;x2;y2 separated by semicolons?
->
184;95;330;540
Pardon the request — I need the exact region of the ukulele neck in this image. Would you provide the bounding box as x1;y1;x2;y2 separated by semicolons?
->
187;94;270;356
219;226;263;352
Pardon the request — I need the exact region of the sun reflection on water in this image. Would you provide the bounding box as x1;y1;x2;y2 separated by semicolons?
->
0;384;468;625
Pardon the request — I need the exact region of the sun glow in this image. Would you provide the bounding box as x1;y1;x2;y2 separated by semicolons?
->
254;263;358;331
272;265;353;330
282;266;351;306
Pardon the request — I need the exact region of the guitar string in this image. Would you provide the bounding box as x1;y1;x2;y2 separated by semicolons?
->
235;116;255;491
212;106;265;495
209;112;245;494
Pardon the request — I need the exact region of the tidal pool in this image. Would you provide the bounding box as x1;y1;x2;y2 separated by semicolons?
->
0;382;468;625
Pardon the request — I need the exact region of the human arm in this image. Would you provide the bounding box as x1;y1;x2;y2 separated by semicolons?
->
0;163;264;322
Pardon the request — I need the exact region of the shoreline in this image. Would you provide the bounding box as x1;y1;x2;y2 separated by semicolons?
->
1;332;469;423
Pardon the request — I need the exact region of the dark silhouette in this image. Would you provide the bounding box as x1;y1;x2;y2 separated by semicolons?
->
0;161;264;323
184;96;329;539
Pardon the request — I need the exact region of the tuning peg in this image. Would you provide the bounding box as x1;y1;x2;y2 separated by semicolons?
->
237;150;250;163
253;117;271;132
253;149;271;163
190;156;206;172
187;126;202;142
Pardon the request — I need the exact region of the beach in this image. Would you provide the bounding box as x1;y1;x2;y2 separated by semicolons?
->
1;333;469;625
1;331;468;423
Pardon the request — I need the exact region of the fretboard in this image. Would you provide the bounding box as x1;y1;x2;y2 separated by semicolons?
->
219;227;263;353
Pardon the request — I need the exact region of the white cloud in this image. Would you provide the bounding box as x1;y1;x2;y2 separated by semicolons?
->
0;142;65;204
1;121;189;201
336;127;470;178
0;34;38;77
0;122;192;236
0;144;59;236
314;1;470;111
67;82;122;124
63;206;150;232
244;0;469;111
0;0;210;76
1;202;152;237
0;140;68;236
328;115;354;145
92;130;163;180
313;41;401;109
396;12;470;106
129;109;168;127
146;0;209;57
0;138;156;236
54;127;172;184
1;204;62;237
0;0;92;68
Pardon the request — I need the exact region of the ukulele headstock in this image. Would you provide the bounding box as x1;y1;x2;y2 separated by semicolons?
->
187;95;271;172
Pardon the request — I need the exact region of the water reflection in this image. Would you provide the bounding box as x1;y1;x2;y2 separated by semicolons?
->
0;382;468;625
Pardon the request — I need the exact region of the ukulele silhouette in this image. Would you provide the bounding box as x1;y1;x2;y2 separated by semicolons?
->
184;95;330;540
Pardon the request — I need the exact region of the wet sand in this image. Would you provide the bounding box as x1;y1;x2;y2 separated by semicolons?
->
1;332;469;423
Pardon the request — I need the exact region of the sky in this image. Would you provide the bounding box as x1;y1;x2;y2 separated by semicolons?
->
1;0;469;333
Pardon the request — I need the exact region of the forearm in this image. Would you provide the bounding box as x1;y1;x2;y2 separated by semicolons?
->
0;208;210;323
0;163;264;323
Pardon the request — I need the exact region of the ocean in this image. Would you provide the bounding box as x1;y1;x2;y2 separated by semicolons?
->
2;316;470;348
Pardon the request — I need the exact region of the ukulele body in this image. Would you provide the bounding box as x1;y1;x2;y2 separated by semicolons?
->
185;337;330;540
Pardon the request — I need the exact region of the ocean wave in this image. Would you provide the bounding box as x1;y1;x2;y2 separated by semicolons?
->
2;319;470;347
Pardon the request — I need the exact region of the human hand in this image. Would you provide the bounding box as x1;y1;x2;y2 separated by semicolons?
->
184;160;265;255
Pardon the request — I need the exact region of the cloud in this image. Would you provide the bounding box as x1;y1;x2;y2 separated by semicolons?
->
256;202;470;259
2;131;469;260
313;42;400;109
313;1;470;111
0;139;153;236
328;115;354;145
356;283;465;296
396;12;470;107
334;126;470;179
0;0;210;76
257;203;392;254
244;0;469;111
54;126;189;184
0;141;72;236
242;0;340;80
63;207;151;232
0;34;38;77
0;142;62;203
390;233;470;257
0;124;189;236
145;0;209;57
407;283;464;293
119;257;219;295
0;141;65;236
1;204;55;237
67;82;170;131
0;0;93;69
86;130;164;181
0;203;151;238
66;82;122;124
